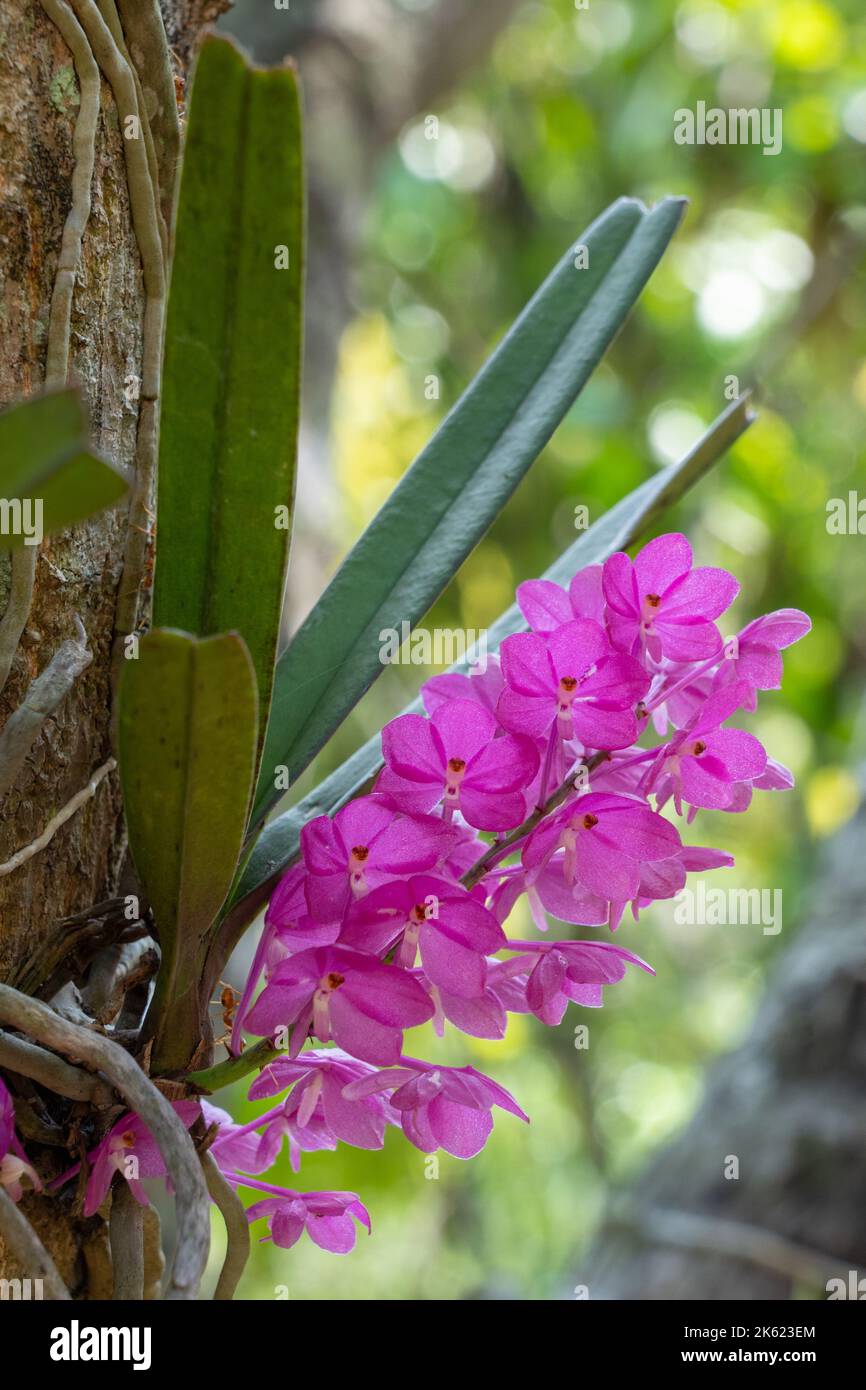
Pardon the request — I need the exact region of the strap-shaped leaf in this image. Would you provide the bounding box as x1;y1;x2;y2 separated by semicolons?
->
154;34;302;769
225;394;753;926
251;194;687;828
0;388;127;543
117;628;258;1073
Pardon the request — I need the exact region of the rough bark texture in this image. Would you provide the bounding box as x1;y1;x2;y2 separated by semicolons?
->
581;787;866;1301
0;0;222;1296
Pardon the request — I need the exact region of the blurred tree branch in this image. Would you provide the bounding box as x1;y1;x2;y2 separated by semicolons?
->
581;773;866;1300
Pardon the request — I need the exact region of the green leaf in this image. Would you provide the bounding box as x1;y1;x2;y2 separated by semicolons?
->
251;194;687;828
117;628;258;1073
228;393;753;923
154;34;303;770
0;388;127;544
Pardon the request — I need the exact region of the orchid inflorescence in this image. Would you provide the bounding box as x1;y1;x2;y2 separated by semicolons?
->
9;533;809;1259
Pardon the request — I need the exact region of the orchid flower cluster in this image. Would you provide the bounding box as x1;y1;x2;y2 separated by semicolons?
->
10;534;809;1261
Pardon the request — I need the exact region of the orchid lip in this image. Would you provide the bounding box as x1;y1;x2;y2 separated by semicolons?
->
398;917;423;967
444;755;467;802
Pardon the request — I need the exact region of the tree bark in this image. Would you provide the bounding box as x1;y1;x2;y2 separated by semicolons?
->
581;786;866;1301
0;0;222;1298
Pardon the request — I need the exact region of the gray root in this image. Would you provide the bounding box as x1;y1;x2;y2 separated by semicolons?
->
0;758;115;878
114;0;181;233
109;1179;144;1299
0;1028;113;1105
0;983;210;1299
66;1;166;655
0;615;91;799
142;1202;164;1299
95;0;169;262
202;1151;250;1301
38;0;100;386
0;548;38;696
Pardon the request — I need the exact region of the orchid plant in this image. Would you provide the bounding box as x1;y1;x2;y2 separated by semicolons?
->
0;27;809;1299
8;534;810;1264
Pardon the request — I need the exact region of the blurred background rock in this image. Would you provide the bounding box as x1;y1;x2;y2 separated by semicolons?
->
208;0;866;1300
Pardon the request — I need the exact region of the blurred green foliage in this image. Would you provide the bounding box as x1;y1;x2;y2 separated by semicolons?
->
215;0;866;1300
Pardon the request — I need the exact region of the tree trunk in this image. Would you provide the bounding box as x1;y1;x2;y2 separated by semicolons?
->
581;785;866;1301
0;0;222;1298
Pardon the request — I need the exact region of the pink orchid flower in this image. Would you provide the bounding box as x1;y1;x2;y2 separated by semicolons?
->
421;660;504;716
509;940;654;1024
201;1100;273;1177
0;1075;41;1201
379;698;539;831
50;1102;201;1217
613;843;734;925
247;1050;396;1166
718;756;795;818
647;681;767;813
231;865;310;1053
301;795;450;923
344;1059;528;1159
603;532;739;664
340;874;506;998
244;1187;371;1254
245;945;435;1064
523;791;682;905
430;958;533;1040
712;608;811;709
497;619;648;749
516;563;605;632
